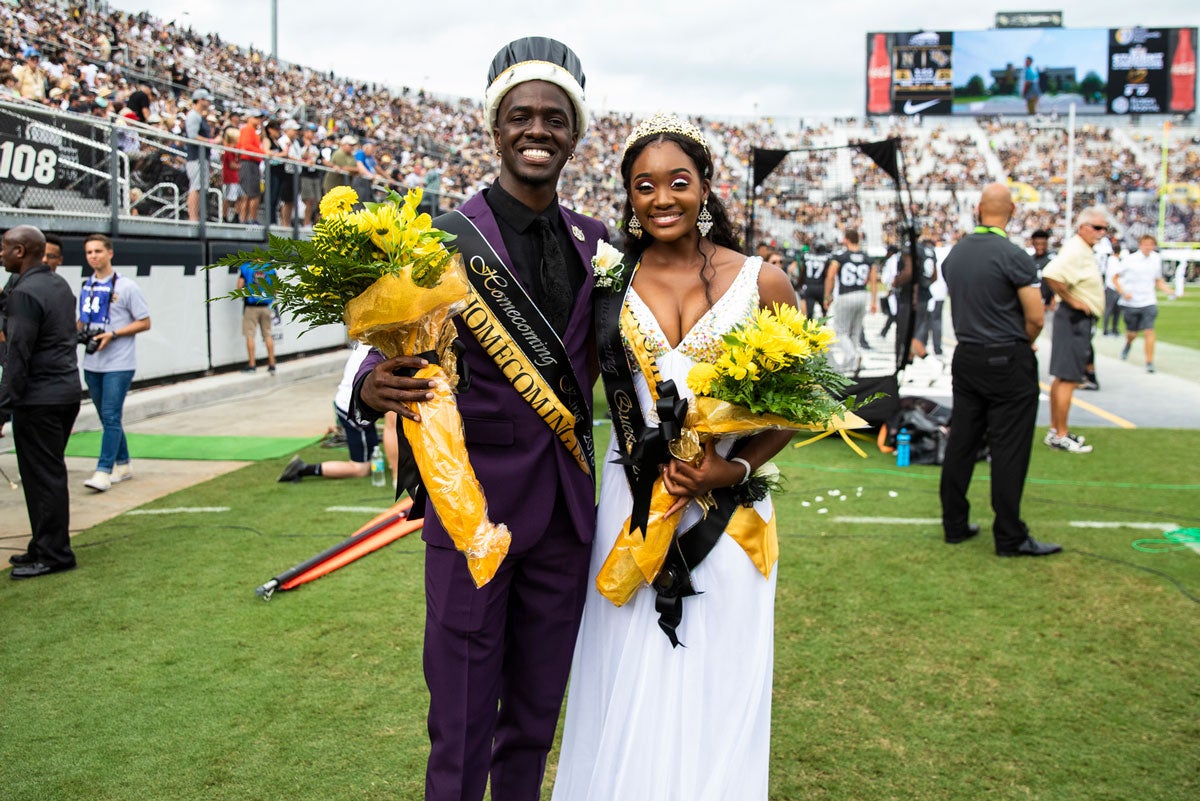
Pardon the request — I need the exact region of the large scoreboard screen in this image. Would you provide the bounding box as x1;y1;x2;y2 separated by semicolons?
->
866;26;1196;116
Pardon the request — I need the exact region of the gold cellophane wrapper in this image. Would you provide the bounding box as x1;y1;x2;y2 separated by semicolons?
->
345;255;471;386
595;476;683;606
687;396;868;438
346;256;511;587
594;397;869;605
401;364;511;588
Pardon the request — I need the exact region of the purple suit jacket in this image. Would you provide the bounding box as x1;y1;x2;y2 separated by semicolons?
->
355;192;605;554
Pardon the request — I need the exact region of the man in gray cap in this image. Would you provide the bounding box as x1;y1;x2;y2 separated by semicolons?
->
353;37;603;801
185;88;216;221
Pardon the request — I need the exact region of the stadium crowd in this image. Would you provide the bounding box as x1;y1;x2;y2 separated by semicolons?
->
1;0;1198;251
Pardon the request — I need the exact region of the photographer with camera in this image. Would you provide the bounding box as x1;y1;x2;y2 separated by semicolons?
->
78;234;151;492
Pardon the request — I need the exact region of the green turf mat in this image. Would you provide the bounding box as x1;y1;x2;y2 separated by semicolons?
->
64;432;321;461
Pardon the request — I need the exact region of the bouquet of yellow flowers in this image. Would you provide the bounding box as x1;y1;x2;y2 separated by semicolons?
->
683;302;864;435
596;303;872;605
213;186;511;587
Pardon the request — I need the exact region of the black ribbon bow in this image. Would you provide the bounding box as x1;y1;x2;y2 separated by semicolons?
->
615;379;689;540
654;540;700;648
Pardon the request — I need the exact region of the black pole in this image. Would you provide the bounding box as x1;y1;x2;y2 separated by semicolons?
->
262;160;271;243
108;125;120;237
897;144;920;370
746;149;756;250
291;167;301;239
198;144;209;240
204;255;213;373
254;511;408;600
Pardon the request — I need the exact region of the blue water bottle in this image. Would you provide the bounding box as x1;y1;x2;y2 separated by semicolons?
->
896;427;911;467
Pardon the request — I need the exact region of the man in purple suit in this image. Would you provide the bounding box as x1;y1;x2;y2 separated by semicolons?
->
352;38;606;801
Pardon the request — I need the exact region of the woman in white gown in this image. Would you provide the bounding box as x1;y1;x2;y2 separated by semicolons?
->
552;114;799;801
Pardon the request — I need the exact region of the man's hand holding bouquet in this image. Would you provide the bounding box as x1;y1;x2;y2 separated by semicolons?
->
213;186;510;586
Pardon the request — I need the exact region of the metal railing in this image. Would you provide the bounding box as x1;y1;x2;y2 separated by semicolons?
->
0;98;448;239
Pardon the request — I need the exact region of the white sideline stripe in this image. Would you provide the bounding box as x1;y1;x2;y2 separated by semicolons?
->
833;516;942;524
832;517;1195;554
1068;522;1179;530
1070;521;1199;556
325;506;391;513
127;507;230;515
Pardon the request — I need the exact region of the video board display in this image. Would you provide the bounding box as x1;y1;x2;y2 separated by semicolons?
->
866;26;1196;116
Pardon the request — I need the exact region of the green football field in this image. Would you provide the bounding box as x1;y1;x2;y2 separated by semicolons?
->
1154;290;1200;350
2;423;1198;801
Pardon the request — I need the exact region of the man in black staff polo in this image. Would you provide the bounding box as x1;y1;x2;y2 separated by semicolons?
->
939;184;1060;557
0;226;82;578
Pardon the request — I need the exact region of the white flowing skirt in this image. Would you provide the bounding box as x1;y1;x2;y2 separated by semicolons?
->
553;387;777;799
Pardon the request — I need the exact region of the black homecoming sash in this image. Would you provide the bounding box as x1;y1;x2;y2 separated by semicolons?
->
594;272;748;646
595;277;643;498
439;211;594;478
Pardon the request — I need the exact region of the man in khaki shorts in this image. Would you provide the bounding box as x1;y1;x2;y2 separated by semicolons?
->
1041;206;1108;453
237;261;277;373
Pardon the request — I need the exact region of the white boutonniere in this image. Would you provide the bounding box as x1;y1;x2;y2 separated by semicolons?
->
591;240;627;291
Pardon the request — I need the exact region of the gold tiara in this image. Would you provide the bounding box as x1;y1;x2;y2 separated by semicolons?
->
622;112;709;156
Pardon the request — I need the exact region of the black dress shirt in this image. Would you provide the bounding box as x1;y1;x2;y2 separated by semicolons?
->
483;181;585;319
0;264;81;424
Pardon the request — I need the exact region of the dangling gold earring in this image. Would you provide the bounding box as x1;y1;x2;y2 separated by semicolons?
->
628;214;643;239
697;199;714;237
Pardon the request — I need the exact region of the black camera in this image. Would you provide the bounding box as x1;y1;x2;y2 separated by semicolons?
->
77;328;102;354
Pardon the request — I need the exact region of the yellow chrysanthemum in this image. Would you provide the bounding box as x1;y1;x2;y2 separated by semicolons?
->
360;204;404;255
336;209;367;235
399;187;424;225
769;303;809;339
319;186;358;219
741;326;789;371
737;311;811;371
687;362;719;396
807;324;835;352
717;347;760;382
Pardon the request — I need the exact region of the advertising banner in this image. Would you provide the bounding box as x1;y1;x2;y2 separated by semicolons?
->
1107;27;1196;114
866;26;1197;117
866;31;953;116
0;115;84;190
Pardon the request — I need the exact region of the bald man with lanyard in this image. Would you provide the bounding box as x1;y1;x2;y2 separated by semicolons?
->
939;184;1060;557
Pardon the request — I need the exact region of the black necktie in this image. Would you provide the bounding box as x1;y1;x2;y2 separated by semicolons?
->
536;216;572;335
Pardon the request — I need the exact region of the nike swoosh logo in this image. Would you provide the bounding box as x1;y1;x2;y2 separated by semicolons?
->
903;99;941;115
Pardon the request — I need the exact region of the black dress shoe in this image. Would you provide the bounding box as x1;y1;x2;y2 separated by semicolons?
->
945;523;980;544
8;552;36;566
997;537;1062;557
10;561;77;579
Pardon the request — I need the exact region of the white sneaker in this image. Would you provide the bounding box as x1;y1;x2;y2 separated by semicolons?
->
1044;430;1086;447
84;471;112;491
112;463;133;483
1047;433;1093;453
